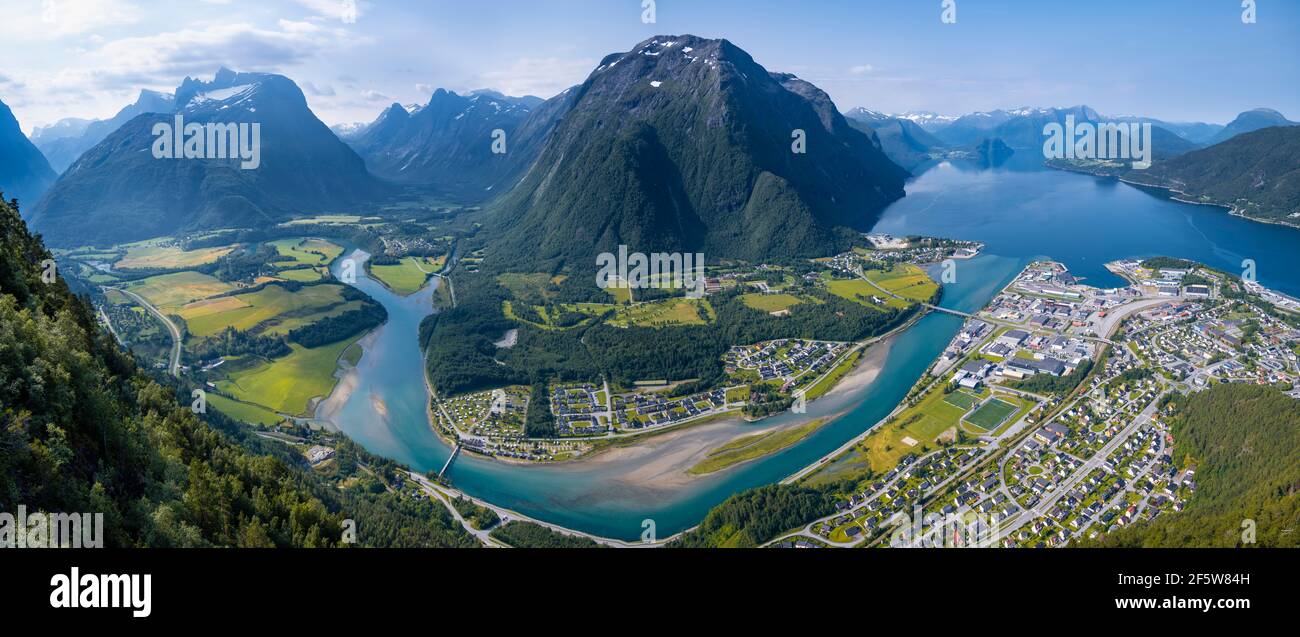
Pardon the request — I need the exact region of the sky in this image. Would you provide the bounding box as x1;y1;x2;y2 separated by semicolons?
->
1;0;1297;133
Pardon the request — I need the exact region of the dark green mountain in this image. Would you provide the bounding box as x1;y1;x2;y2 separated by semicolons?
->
490;35;907;269
1122;125;1300;224
347;88;555;199
1207;108;1297;145
28;68;389;247
0;99;56;211
844;107;944;170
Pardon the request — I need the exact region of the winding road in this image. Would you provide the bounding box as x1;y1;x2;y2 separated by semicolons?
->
112;287;182;377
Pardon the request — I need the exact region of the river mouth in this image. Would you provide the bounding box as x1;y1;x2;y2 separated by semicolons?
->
315;156;1300;541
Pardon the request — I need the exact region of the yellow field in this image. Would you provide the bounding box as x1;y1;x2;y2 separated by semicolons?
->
178;296;251;320
865;264;938;306
608;298;714;328
182;283;349;337
115;243;236;270
124;272;236;310
740;293;804;313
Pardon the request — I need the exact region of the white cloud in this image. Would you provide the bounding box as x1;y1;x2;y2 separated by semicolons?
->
476;57;596;99
0;0;140;39
293;0;368;23
848;64;875;75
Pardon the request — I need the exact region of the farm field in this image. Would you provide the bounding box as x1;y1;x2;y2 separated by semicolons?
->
114;241;236;270
215;339;357;415
207;393;285;427
824;278;888;310
607;298;714;328
864;264;938;307
181;283;351;337
739;293;805;313
276;267;327;282
269;238;344;267
124;271;236;310
369;256;443;295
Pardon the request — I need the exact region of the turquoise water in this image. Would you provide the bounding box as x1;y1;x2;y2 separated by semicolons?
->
328;156;1300;541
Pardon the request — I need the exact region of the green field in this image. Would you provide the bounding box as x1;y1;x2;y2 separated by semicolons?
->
124;271;235;310
207;393;285;426
607;298;714;328
965;398;1018;430
269;238;344;267
369;256;442;295
943;390;981;410
277;267;326;282
215;339;357;415
739;293;805;313
864;263;938;307
181;283;350;337
688;418;828;475
824;278;887;309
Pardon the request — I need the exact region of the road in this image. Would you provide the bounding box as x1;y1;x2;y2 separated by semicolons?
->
112;287;181;377
998;390;1167;539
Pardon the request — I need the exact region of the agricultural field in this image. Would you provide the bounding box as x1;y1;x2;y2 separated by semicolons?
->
268;238;344;267
740;293;805;313
276;267;327;282
607;298;714;328
369;255;443;295
207;393;285;427
180;283;352;337
864;263;938;307
279;214;381;226
114;240;236;271
824;277;888;310
123;271;236;310
214;339;358;415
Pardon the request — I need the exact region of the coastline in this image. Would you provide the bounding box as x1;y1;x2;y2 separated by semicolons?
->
1043;160;1300;231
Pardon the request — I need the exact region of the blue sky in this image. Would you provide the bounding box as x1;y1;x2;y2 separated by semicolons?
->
1;0;1297;132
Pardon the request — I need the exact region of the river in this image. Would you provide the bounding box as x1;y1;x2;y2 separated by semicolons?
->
321;154;1300;541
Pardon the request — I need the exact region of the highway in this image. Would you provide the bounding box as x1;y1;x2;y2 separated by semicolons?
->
111;287;182;377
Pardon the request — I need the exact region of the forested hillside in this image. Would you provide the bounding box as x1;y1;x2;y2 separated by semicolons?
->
0;194;473;547
1085;384;1299;548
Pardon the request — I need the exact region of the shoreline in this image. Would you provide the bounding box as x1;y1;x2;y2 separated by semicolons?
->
1044;160;1300;232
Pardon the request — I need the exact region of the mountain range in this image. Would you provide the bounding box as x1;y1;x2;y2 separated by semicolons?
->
487;35;908;268
843;108;945;171
0;98;57;211
344;88;552;198
28;68;388;247
32;89;175;173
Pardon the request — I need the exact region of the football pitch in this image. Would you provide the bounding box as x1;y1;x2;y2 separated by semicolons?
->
965;398;1018;430
942;391;981;410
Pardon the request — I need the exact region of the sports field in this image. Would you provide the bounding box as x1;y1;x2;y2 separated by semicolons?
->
943;390;981;410
965;398;1018;430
